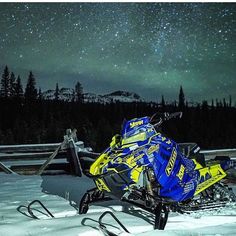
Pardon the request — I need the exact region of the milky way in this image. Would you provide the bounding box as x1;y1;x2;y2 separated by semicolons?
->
0;3;235;102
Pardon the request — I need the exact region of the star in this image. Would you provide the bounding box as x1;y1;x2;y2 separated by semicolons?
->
0;2;235;102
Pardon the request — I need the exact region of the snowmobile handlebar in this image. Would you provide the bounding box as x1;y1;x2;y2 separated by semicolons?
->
150;112;182;127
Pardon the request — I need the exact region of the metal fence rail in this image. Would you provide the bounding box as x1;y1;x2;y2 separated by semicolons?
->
201;148;236;159
0;129;86;175
0;141;236;175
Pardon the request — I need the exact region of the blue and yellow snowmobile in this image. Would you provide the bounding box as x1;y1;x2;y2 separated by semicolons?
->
79;112;236;230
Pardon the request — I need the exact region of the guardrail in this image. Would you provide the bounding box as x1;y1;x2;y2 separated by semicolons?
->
0;140;236;175
201;148;236;159
0;129;89;175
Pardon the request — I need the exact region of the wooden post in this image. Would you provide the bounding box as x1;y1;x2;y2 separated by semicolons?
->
0;161;16;174
36;128;80;176
68;138;82;177
65;129;82;176
36;141;65;175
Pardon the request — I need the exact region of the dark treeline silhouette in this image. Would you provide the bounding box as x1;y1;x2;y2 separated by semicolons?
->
0;65;235;152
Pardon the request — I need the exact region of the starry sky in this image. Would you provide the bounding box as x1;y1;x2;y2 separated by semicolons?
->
0;2;235;102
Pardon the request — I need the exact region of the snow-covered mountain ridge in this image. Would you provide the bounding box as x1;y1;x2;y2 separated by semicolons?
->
42;88;144;103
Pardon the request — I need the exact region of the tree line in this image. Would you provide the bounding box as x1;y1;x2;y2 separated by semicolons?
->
0;65;235;152
0;66;83;102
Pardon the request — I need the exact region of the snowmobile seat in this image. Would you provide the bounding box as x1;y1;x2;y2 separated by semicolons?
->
178;143;206;167
192;153;206;167
178;143;200;157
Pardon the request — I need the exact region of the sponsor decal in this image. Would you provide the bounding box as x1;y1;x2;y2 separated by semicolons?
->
147;144;159;155
184;181;195;193
177;164;185;180
195;174;223;193
134;153;145;162
165;148;177;176
130;120;144;128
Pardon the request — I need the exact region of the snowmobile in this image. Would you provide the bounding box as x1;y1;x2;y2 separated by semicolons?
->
79;112;236;231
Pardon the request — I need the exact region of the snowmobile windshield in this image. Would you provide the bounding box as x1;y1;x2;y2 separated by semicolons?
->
121;117;150;135
122;127;147;145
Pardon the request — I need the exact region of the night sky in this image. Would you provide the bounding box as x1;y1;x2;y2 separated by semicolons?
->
0;3;235;102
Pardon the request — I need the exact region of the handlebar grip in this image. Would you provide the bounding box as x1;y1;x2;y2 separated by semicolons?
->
151;112;182;126
167;112;182;120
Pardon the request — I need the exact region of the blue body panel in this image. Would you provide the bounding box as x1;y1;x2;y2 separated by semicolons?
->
150;135;199;201
105;117;201;202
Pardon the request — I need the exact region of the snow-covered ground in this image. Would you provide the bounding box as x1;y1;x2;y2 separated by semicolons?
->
1;173;236;236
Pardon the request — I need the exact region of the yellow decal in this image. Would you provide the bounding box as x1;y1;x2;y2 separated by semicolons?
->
95;179;111;192
177;164;185;180
147;144;159;155
166;148;177;176
116;157;123;164
161;137;166;142
193;159;203;170
134;153;145;162
126;156;136;166
194;164;226;195
195;173;224;195
130;120;144;128
131;165;143;183
126;153;144;166
90;153;109;175
166;139;172;144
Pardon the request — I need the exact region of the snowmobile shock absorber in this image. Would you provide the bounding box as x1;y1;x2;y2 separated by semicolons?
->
79;188;112;214
145;168;157;208
154;202;169;230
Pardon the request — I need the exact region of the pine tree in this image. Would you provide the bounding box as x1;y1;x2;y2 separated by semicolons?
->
161;95;165;108
38;87;42;100
0;66;10;98
24;71;38;101
9;72;16;97
185;100;188;108
216;98;219;107
178;86;185;110
161;95;165;112
202;100;208;110
229;95;232;107
174;100;177;108
14;75;24;99
211;99;214;108
55;83;59;101
75;81;83;103
223;98;227;108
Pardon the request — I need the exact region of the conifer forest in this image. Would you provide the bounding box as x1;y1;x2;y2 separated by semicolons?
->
0;65;235;152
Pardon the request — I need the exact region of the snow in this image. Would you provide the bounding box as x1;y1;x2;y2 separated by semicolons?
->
1;173;236;236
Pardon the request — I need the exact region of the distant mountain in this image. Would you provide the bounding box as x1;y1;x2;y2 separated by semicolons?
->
83;93;106;103
42;88;144;103
42;88;74;101
103;90;143;103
